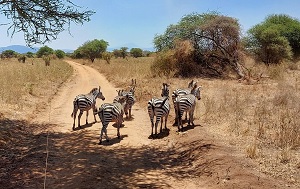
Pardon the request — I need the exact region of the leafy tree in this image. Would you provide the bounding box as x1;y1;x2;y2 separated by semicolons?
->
112;49;122;58
153;12;244;78
120;47;128;59
245;14;300;64
55;50;66;59
25;52;35;58
36;46;54;58
130;48;143;58
71;48;84;59
0;0;94;46
1;50;17;58
78;39;108;62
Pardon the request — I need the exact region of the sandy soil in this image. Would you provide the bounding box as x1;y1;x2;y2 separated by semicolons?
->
4;60;295;189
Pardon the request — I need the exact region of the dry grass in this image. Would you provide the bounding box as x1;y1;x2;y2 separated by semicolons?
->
0;58;73;118
81;56;300;185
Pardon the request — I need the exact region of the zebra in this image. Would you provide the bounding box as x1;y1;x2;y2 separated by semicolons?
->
172;80;198;122
71;86;105;130
147;83;170;137
174;86;202;132
97;94;128;144
116;79;137;119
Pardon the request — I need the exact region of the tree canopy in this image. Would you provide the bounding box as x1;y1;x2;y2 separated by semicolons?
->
0;0;94;46
36;46;54;58
153;12;244;78
77;39;109;62
245;14;300;64
130;48;143;58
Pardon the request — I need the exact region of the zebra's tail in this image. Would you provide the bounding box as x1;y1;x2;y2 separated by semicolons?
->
148;100;155;113
159;97;168;108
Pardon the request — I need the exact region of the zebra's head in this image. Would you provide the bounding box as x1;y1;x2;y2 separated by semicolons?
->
96;86;105;101
192;86;202;100
129;79;137;94
161;83;170;97
114;94;128;105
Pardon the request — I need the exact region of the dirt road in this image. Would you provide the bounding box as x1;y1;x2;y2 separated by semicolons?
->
29;60;293;189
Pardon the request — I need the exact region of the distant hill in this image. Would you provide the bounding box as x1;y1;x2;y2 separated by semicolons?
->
0;45;74;54
0;45;39;54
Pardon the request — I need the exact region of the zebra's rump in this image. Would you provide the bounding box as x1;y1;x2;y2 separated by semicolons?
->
174;94;196;112
172;89;191;101
73;95;95;109
147;98;170;116
98;103;123;122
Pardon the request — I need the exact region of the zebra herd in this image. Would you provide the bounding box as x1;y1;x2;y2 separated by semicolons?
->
71;79;202;144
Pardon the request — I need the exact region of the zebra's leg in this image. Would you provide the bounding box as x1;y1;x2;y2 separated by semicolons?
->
103;124;109;142
86;110;89;125
129;107;132;118
164;114;169;130
99;124;104;145
78;110;83;129
155;116;162;136
72;108;78;130
160;117;163;133
177;113;183;132
150;117;154;137
117;121;121;139
93;105;97;123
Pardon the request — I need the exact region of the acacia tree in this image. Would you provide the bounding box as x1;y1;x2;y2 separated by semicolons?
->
0;0;94;46
78;39;108;62
154;12;245;78
245;14;300;64
130;48;143;58
36;46;54;58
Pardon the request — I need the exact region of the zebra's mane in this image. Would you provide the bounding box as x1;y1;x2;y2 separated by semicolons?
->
89;88;99;94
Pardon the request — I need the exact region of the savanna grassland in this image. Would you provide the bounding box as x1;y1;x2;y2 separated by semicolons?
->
81;56;300;186
0;56;299;187
0;58;73;119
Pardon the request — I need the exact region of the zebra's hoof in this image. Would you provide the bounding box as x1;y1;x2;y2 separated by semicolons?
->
117;136;120;139
106;139;109;143
98;141;102;145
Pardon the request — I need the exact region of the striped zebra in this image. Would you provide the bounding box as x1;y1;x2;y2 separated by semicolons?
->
174;86;202;132
97;94;128;144
116;79;136;119
71;86;105;130
147;83;170;137
172;80;198;122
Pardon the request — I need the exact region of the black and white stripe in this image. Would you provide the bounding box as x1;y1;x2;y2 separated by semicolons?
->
147;83;170;137
174;86;201;132
97;95;128;144
71;86;105;130
172;80;198;121
116;79;136;118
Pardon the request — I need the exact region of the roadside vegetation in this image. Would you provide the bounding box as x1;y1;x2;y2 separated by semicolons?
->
0;58;73;118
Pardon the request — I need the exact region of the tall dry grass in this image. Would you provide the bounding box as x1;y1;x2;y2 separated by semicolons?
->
0;58;73;112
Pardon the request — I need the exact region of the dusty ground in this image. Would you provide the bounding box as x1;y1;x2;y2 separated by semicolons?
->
0;60;296;188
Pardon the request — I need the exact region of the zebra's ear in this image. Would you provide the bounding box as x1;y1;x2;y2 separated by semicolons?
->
99;86;101;90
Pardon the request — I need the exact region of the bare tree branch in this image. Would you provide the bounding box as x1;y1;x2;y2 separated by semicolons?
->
0;0;95;46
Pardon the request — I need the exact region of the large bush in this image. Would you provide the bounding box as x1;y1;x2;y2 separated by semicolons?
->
153;12;244;78
245;14;300;64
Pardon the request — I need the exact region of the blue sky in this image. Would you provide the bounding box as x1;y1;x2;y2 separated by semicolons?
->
1;0;300;50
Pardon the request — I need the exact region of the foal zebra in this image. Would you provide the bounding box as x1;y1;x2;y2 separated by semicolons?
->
147;83;170;137
97;94;128;144
172;80;198;121
71;86;105;130
174;86;201;132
